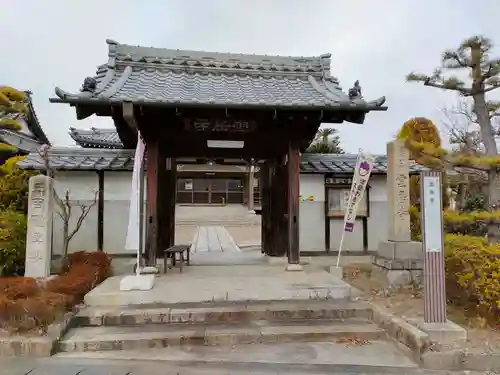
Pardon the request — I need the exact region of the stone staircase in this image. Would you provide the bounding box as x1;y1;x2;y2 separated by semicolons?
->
54;300;419;373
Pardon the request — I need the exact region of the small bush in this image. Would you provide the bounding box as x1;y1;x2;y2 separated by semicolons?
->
444;234;500;325
0;209;27;276
0;277;39;299
46;252;111;304
0;251;111;333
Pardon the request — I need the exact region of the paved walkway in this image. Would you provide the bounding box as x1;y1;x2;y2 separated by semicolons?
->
191;226;241;253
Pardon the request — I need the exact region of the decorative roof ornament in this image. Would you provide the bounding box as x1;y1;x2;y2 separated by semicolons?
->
348;80;362;100
81;77;97;93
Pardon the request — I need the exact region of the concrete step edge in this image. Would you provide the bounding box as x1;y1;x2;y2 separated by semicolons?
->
75;302;373;327
59;322;386;353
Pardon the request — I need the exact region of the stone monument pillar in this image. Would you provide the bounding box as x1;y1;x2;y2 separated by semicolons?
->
374;140;423;287
25;175;54;278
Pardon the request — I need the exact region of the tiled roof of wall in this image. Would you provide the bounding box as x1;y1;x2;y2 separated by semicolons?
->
18;148;426;174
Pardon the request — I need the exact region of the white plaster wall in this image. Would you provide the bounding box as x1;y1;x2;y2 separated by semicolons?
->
52;171;99;255
367;175;389;251
329;175;388;252
299;174;325;251
103;171;145;253
48;170;389;255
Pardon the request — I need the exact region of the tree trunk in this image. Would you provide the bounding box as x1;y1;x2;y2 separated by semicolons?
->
474;92;500;242
62;221;69;258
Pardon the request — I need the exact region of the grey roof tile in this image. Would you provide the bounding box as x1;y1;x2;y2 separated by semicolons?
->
53;40;387;111
69;127;123;148
300;153;427;174
18;148;427;175
0;91;50;146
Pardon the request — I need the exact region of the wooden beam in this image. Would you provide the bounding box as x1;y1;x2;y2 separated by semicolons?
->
287;141;300;264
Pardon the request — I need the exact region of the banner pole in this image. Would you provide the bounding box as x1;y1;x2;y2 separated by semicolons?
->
336;231;345;268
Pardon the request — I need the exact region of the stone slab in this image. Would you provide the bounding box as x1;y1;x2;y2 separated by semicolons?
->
84;264;352;307
408;318;467;346
285;264;303;272
192;226;241;253
377;240;423;260
58;319;385;352
373;256;423;270
53;340;418;373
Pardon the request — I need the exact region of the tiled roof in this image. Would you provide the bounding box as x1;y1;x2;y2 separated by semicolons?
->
69;127;123;149
52;39;387;112
18;148;135;171
0;92;50;148
18;148;426;174
300;154;427;174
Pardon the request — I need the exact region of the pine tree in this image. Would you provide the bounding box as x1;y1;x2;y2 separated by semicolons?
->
406;36;500;241
0;86;27;152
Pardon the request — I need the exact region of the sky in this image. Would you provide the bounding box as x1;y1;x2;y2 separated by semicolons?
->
1;0;499;154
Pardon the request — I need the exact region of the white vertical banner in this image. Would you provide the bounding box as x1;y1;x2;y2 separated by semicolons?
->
336;149;376;267
125;133;146;255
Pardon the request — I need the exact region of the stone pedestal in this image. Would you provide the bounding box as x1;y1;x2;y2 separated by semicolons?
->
408;318;467;346
25;175;54;278
377;240;422;260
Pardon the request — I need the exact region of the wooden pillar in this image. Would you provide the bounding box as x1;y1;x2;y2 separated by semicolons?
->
145;138;166;266
287;142;300;264
167;158;177;247
270;158;287;257
247;165;255;212
260;162;271;255
96;170;104;251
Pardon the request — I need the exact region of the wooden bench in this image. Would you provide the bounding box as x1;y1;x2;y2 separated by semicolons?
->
163;244;191;273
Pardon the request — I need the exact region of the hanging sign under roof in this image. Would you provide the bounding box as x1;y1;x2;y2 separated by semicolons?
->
184;118;257;133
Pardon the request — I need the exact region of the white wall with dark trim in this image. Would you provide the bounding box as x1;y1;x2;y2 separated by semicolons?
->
48;170;389;255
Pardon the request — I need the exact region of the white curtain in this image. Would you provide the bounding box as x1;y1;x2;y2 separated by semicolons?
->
124;134;145;252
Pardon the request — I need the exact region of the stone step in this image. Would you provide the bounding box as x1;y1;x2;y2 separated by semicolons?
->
54;340;418;374
75;300;372;327
59;318;385;353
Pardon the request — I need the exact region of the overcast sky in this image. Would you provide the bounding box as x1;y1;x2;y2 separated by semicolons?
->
1;0;499;154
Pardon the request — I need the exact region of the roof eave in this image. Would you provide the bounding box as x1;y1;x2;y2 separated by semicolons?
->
49;96;388;112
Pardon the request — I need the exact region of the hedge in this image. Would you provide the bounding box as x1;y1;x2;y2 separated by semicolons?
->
409;206;500;239
444;234;500;325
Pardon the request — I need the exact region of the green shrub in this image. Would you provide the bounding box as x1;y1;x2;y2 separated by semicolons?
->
444;234;500;325
0;209;27;276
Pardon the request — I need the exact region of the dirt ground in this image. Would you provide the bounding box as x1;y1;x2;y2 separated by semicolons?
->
343;262;500;353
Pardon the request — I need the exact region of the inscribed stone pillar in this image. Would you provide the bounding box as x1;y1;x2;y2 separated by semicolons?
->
386;140;411;242
25;175;54;278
